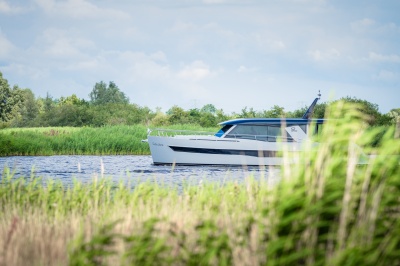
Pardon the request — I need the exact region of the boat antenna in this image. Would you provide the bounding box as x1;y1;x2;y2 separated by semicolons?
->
302;90;321;119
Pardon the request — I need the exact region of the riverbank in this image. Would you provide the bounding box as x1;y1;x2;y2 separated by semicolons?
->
0;125;217;156
0;125;149;156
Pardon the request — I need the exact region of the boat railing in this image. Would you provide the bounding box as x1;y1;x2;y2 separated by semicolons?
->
149;128;216;138
148;128;295;142
225;133;295;142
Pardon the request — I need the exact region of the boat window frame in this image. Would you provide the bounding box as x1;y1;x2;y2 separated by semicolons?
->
223;123;308;142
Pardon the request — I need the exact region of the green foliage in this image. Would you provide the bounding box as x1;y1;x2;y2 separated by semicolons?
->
199;112;216;127
237;106;257;118
89;81;129;105
189;220;233;265
59;94;87;106
69;221;121;266
200;103;217;114
123;218;171;266
0;133;14;155
0;125;150;156
0;71;13;121
151;111;170;126
11;89;40;127
167;105;190;124
262;105;286;118
338;96;392;126
1;70;397;129
0;72;25;123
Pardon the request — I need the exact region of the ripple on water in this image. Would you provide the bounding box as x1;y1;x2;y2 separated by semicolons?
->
0;155;279;187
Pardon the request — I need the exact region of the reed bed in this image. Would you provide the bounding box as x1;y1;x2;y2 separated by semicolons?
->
0;102;399;266
0;125;150;156
0;124;218;156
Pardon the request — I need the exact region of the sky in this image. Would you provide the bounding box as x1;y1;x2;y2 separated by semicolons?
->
0;0;399;114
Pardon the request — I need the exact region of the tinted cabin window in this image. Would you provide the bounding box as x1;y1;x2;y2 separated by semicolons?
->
215;125;233;137
226;125;278;141
227;125;260;139
225;124;309;142
268;126;281;140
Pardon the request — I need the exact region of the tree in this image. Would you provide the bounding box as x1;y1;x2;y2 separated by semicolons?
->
200;104;217;114
199;112;216;127
333;97;392;126
89;81;129;105
59;94;87;106
167;105;190;124
237;107;257;118
262;105;285;118
188;108;201;123
0;72;24;122
43;93;55;113
10;89;40;127
388;108;400;123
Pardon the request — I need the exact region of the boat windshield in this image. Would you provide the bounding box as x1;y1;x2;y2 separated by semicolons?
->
214;125;233;137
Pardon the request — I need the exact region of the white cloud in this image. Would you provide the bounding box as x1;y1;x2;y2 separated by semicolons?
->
308;48;340;62
237;65;257;73
351;19;400;35
150;51;167;62
379;22;400;33
1;63;49;80
128;60;171;81
203;0;227;4
169;21;196;33
369;52;400;63
0;31;14;59
177;61;215;81
64;58;101;71
107;51;172;81
373;70;399;82
252;32;286;53
351;18;376;32
40;28;95;58
34;0;129;20
0;0;25;14
1;1;399;113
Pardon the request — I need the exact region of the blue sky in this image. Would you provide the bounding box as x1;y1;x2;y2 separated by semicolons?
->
0;0;399;113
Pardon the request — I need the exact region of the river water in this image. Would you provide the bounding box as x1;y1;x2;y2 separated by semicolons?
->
0;155;279;188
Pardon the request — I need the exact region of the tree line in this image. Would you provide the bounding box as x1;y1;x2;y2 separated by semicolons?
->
1;71;398;129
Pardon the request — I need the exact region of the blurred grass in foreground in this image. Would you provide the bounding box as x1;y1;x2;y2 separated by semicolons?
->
0;101;399;265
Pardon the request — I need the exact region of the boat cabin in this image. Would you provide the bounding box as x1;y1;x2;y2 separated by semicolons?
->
215;118;325;142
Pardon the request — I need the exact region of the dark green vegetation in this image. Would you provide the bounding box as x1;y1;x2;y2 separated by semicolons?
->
0;125;149;156
0;102;399;265
1;71;398;130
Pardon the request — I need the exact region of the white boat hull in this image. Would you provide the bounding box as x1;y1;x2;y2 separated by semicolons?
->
148;135;305;166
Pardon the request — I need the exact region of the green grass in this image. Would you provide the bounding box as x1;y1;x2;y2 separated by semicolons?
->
0;102;399;265
0;124;218;156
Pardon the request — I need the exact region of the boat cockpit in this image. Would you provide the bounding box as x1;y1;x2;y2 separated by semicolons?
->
215;118;325;143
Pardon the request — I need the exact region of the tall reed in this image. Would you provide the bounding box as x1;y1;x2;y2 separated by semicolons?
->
0;125;150;156
0;124;218;156
0;102;399;265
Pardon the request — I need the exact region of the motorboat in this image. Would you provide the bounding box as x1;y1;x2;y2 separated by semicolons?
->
144;93;325;166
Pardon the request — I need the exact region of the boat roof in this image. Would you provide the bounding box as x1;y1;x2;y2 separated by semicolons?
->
219;118;326;126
